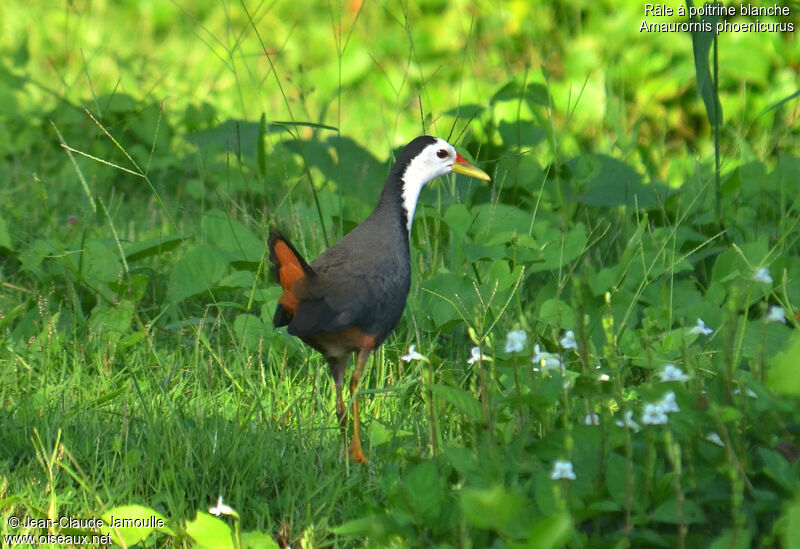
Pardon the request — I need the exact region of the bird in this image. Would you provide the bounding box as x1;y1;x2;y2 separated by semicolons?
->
268;135;490;463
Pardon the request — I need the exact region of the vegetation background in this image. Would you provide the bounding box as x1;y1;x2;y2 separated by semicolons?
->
1;0;798;547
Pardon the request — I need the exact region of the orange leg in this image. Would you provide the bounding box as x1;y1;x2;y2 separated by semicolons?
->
348;349;371;463
328;357;349;455
334;380;348;451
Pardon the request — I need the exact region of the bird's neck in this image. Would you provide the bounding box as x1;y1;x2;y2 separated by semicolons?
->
378;164;429;234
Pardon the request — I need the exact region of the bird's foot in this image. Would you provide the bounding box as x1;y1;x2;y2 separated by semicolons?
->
348;439;369;464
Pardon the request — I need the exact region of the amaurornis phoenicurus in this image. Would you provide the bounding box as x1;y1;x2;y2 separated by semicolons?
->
269;135;491;463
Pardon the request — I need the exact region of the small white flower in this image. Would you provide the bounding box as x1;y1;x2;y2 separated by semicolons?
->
659;364;689;383
560;330;578;350
659;391;680;413
766;305;786;324
584;413;600;425
689;318;713;336
598;373;610;382
209;495;236;517
642;403;669;425
401;345;427;362
615;410;641;432
505;330;528;353
550;460;576;480
733;386;758;399
705;432;724;447
753;267;773;284
467;346;491;364
531;344;562;371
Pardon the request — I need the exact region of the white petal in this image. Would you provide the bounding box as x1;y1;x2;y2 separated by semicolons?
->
551;460;576;480
753;267;773;284
689;318;713;336
504;330;528;353
559;330;578;350
705;432;724;447
765;305;786;324
659;364;689;382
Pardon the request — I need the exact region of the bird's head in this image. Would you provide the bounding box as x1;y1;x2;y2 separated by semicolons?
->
394;136;491;231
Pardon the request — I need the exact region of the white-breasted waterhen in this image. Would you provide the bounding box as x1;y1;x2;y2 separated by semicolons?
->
268;135;491;463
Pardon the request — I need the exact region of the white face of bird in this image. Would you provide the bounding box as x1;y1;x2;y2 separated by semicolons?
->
400;137;490;232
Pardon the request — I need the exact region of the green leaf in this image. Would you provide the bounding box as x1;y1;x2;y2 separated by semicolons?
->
460;484;527;533
397;461;444;521
233;314;268;352
767;331;800;397
758;447;799;492
89;300;134;346
333;516;386;537
776;494;800;548
166;244;229;303
687;0;722;126
471;203;533;236
517;513;573;549
202;209;264;266
101;505;172;546
570;155;672;209
368;420;410;447
185;512;235;549
124;234;192;262
651;498;706;524
419;272;476;329
538;299;576;329
429;384;483;421
242;531;280;549
81;239;123;283
707;528;753;549
443;203;473;235
257;112;267;178
0;213;12;250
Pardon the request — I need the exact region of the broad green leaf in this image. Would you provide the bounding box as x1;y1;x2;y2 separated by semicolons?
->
444;446;478;475
202;209;264;265
185;512;234;549
471;203;533;237
233;314;267;352
368;420;410;448
571;155;672;209
397;461;443;521
538;299;576;329
707;528;752;549
89;300;134;346
0;213;12;250
443;203;473;235
242;531;280;549
777;493;800;548
429;384;483;421
517;513;573;549
124;234;191;262
166;244;229;303
80;239;123;283
498;120;546;149
652;498;706;524
460;484;527;533
333;516;386;537
758;447;799;492
766;331;800;397
101;505;173;545
419;271;476;329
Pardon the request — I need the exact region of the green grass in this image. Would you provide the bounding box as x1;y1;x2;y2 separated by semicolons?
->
1;1;800;547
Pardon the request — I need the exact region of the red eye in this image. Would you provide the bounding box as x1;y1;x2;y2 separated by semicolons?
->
436;149;449;159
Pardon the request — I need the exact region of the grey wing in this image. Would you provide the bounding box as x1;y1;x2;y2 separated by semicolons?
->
288;255;409;339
